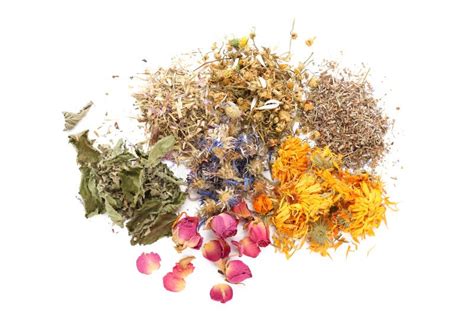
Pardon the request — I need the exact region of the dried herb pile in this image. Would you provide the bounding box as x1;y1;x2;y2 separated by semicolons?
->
69;131;185;245
66;28;396;304
300;63;390;168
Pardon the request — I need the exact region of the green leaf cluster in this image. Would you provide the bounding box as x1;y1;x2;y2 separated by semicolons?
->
69;131;186;245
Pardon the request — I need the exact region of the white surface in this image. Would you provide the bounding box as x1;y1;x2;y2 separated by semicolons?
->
1;0;473;330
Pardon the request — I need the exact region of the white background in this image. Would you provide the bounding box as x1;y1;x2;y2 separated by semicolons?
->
1;0;473;330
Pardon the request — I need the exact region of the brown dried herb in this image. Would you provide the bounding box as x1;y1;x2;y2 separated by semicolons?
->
63;101;93;131
299;63;390;168
134;67;217;161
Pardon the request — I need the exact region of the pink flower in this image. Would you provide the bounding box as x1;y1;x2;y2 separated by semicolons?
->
248;220;271;247
172;256;195;278
172;215;203;252
163;272;186;292
225;260;252;284
232;200;252;218
136;252;161;275
210;213;238;238
232;237;260;258
210;284;233;303
163;256;195;292
202;239;231;262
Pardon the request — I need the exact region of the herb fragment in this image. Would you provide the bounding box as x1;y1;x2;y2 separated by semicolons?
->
63;101;93;131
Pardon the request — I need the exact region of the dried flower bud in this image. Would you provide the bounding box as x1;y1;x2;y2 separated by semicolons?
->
279;110;291;122
202;239;231;262
210;213;238;238
224;102;242;120
304;100;315;112
172;215;203;252
248;220;271;247
253;194;273;215
305;37;316;47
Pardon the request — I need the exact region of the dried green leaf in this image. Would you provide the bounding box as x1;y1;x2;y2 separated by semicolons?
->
70;132;186;245
119;167;144;206
79;167;103;217
69;130;101;165
63;101;93;131
146;135;175;167
129;213;176;246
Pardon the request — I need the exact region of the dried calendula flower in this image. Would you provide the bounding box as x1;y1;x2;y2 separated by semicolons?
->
252;194;273;215
271;136;393;258
271;137;311;183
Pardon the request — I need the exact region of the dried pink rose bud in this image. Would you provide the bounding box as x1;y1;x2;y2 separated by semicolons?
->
202;239;231;262
136;252;161;275
232;237;260;258
225;260;252;284
232;200;252;218
163;272;186;292
210;213;238;238
172;215;203;252
248;220;271;247
210;284;233;303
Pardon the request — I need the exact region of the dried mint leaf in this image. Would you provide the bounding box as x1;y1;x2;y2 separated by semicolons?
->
63;101;93;131
79;167;104;217
147;135;175;167
69;130;186;245
69;130;101;165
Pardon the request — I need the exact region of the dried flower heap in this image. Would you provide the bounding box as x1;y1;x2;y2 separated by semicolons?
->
271;137;393;257
67;28;396;304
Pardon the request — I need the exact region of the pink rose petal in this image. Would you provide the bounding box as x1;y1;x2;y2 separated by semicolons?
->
172;256;195;278
210;213;238;238
163;272;186;292
225;260;252;284
232;200;252;218
210;284;233;303
239;237;261;258
136;252;161;275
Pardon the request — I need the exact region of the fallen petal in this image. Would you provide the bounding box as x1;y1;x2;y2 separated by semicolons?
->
225;260;252;284
210;284;233;303
240;237;261;258
173;256;195;278
231;240;243;257
136;252;161;275
163;272;186;292
232;200;252;218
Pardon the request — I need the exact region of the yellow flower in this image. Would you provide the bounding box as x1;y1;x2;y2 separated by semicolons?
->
272;137;311;183
270;136;393;258
347;181;388;241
